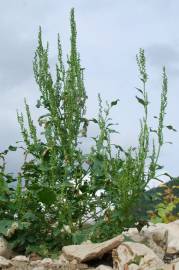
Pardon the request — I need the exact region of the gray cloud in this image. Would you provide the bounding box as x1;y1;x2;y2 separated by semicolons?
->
147;44;179;76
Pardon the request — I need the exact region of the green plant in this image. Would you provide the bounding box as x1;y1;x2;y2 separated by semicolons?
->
14;8;90;254
85;49;173;241
148;183;179;223
0;146;18;221
0;9;175;256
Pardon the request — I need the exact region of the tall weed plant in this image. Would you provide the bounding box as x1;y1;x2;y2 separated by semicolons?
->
0;9;176;256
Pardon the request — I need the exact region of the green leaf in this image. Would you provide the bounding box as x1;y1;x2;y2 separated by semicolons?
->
151;216;162;224
0;219;14;236
8;145;17;151
156;164;164;170
37;188;57;205
39;163;50;172
18;221;31;230
0;195;8;202
135;96;148;106
135;88;143;94
166;125;177;132
90;118;98;124
108;129;119;134
92;159;104;175
53;227;61;237
163;173;174;180
158;207;166;218
28;183;41;191
5;175;16;183
111;99;119;107
36;100;41;108
24;211;37;221
72;228;91;244
114;145;124;152
167;203;176;212
149;128;157;134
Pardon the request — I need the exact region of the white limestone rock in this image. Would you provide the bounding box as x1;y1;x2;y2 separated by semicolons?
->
112;241;164;270
0;237;13;258
62;235;124;262
0;256;11;267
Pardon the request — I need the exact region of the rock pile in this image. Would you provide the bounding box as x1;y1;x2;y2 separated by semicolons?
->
1;220;179;269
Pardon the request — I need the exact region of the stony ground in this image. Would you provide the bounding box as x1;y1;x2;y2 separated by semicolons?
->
1;220;179;269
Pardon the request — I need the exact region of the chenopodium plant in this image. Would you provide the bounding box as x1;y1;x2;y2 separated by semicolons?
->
13;9;92;254
1;9;175;254
85;49;176;241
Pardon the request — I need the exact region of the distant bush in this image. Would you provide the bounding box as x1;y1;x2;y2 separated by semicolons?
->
0;8;176;256
147;180;179;223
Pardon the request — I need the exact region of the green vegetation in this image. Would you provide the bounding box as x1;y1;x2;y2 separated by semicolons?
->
139;177;179;223
0;9;177;257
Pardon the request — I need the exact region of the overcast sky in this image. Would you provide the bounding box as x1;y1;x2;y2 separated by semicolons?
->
0;0;179;186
